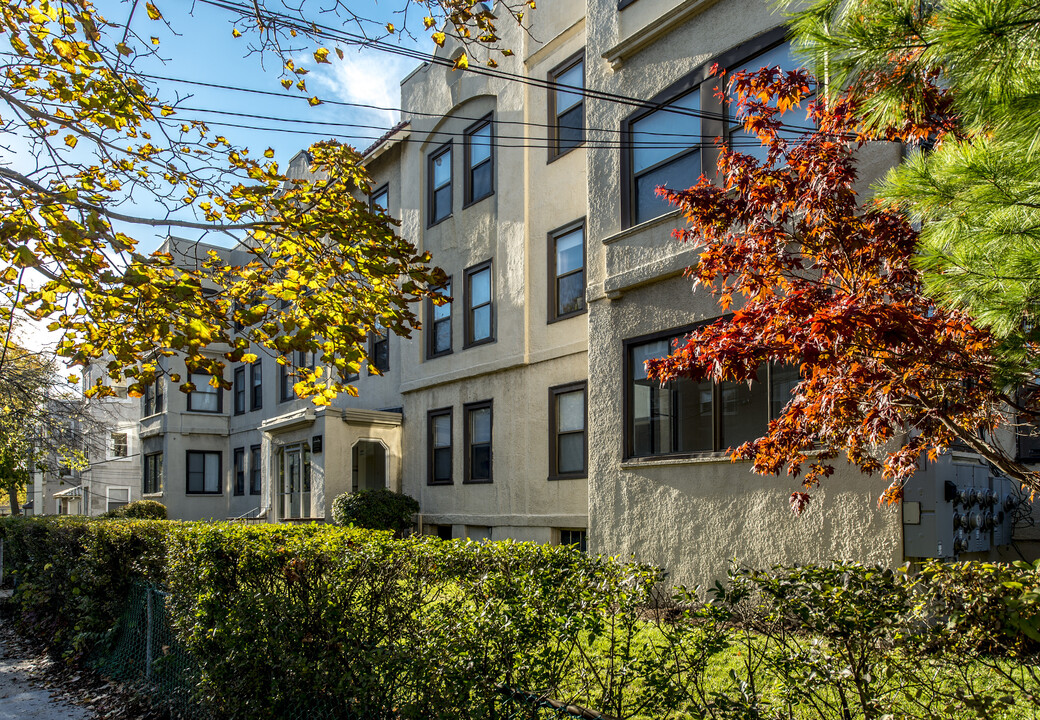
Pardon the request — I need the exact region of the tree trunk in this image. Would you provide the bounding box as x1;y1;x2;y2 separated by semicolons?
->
7;483;20;516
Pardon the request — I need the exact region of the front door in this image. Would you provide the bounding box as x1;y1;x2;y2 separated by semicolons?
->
279;445;310;519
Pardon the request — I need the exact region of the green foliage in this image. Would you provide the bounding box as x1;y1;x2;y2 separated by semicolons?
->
785;0;1040;370
6;516;1040;719
330;488;419;532
99;499;168;520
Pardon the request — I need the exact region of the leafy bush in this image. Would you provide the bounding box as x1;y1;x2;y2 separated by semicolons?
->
330;488;419;533
6;515;1040;720
100;499;167;520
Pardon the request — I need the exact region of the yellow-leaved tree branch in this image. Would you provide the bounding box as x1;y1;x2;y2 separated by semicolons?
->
0;0;529;403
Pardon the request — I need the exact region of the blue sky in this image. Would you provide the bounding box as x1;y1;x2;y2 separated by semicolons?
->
96;0;426;250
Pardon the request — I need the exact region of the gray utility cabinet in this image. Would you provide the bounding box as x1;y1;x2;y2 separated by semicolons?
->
902;452;1018;559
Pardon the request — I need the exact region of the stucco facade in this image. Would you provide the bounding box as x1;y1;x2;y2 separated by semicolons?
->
116;0;1032;589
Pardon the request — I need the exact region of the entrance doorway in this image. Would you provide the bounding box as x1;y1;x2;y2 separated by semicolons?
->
352;440;387;493
278;443;311;519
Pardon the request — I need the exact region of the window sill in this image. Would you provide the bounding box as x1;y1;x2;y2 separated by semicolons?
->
427;480;454;486
548;307;587;325
463;479;493;485
185;410;225;416
186;492;223;497
603;0;723;70
606;209;682;245
548;142;585;165
142;492;164;499
463;191;494;210
621;453;743;469
428;214;453;229
548;473;587;481
463;337;496;350
427;349;453;361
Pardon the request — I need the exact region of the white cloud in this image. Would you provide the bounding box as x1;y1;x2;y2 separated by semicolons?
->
306;48;414;127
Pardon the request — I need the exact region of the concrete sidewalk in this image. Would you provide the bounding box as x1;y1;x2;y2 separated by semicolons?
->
0;636;90;720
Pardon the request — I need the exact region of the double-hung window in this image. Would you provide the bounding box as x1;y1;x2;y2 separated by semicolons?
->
143;452;163;494
464;115;494;205
464;261;494;347
234;367;246;415
233;447;245;496
548;221;585;321
249;445;261;495
370;183;389;213
464;401;493;483
628;89;701;225
428;143;452;225
427;279;452;358
187;373;222;413
369;324;389;373
186;450;222;494
548;52;584;158
142;378;164;417
625;328;800;458
428;408;453;485
549;383;587;479
250;361;263;411
111;432;128;459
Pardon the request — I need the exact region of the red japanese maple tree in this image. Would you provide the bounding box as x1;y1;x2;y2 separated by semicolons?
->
647;67;1037;512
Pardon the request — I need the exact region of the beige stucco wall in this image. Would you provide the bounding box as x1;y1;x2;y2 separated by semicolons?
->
583;0;906;587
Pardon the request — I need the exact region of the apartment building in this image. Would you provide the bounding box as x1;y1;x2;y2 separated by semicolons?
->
130;0;1029;588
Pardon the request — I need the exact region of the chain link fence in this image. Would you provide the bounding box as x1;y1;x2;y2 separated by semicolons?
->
88;583;614;720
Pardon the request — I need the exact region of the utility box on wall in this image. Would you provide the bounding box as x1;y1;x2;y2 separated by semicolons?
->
902;452;1018;559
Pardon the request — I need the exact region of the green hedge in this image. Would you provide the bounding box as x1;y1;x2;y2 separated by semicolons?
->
330;488;418;532
4;516;1040;720
100;499;168;520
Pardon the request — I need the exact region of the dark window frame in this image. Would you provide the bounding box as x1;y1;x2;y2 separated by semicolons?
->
548;381;588;480
547;219;587;323
249;444;262;495
279;357;294;403
143;452;163;494
185;450;223;495
426;277;453;359
233;366;246;415
142;377;164;417
547;50;585;162
622;321;795;461
559;528;588;552
250;360;263;411
463;114;495;207
463;260;495;349
233;447;246;496
427;141;453;227
186;373;224;414
463;400;493;484
619;26;788;229
370;183;389;212
427;407;454;485
369;325;390;374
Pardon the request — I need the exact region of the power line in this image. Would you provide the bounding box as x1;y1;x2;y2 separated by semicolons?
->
193;0;825;135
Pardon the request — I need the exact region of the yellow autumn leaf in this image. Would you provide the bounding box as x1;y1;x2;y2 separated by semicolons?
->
386;22;395;32
335;47;344;60
432;32;446;46
264;148;274;158
313;47;330;64
424;16;436;29
232;28;241;38
64;134;77;148
453;53;469;70
146;3;162;20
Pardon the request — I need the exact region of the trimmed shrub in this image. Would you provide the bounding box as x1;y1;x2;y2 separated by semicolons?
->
330;488;419;532
100;499;167;520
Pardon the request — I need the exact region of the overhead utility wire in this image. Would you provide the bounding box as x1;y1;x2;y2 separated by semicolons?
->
195;0;825;135
171;104;781;148
159;115;774;150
